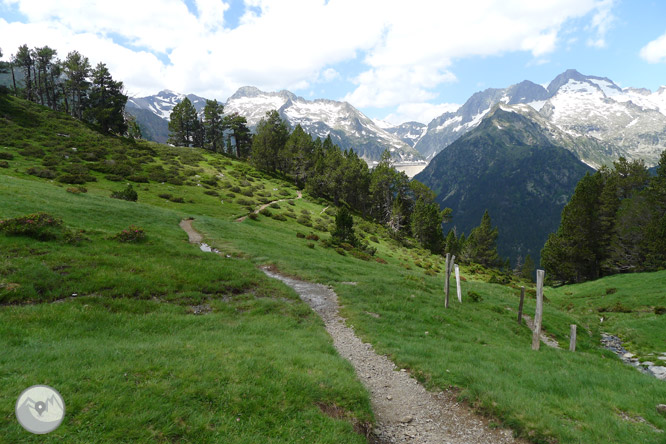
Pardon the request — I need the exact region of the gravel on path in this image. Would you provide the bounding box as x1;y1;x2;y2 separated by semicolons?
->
262;268;528;444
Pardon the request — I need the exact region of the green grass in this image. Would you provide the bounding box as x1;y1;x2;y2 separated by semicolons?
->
548;271;666;363
2;94;665;443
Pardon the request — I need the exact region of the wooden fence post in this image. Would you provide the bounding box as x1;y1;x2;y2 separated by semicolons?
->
455;264;462;303
517;286;525;324
531;270;545;350
444;253;450;308
445;255;455;308
569;325;577;352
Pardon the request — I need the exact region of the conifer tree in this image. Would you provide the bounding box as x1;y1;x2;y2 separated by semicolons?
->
467;210;500;267
203;99;226;152
224;113;252;157
521;254;535;282
168;97;198;146
63;50;90;119
251;110;289;172
331;206;357;246
85;62;127;134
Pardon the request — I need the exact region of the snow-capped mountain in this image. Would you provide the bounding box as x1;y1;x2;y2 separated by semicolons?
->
415;70;666;167
225;86;423;162
379;121;428;148
127;90;207;120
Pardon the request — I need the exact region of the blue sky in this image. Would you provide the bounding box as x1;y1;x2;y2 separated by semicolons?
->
1;0;665;124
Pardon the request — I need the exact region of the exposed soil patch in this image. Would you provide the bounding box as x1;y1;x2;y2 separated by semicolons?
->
262;268;528;444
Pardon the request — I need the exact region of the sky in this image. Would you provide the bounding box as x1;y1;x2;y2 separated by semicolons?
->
1;0;666;125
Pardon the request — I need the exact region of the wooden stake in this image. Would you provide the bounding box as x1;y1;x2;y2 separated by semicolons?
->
531;270;545;351
445;255;455;308
444;253;450;308
569;325;577;352
517;286;525;324
455;264;462;303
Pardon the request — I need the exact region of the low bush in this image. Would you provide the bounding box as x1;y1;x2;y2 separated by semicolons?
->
272;213;287;221
66;187;87;194
110;184;138;202
0;161;9;168
259;208;272;217
296;232;305;239
248;212;259;220
297;216;312;227
26;166;57;179
0;212;65;241
105;174;124;182
204;190;219;196
0;152;14;160
112;225;146;242
468;291;483;302
306;233;319;241
270;202;281;209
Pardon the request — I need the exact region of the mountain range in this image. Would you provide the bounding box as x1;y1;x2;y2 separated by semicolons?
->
127;87;422;163
415;104;595;266
414;69;666;168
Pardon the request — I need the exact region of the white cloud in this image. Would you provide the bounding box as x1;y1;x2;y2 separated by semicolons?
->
0;0;618;108
384;102;461;125
586;0;616;48
640;32;666;64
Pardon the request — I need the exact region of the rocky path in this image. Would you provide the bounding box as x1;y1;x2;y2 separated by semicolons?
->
235;190;302;222
262;269;528;444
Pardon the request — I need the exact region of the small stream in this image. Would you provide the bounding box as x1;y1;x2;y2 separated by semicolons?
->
600;333;666;380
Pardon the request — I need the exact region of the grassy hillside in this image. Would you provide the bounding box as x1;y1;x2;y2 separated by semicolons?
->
1;94;665;443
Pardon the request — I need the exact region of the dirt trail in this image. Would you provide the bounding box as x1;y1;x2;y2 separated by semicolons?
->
179;219;203;243
235;190;303;222
262;269;528;444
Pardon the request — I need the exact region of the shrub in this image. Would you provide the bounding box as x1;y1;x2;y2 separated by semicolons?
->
314;223;328;232
0;212;65;240
307;242;315;249
296;232;306;238
0;161;9;168
248;213;259;220
105;174;124;182
297;216;312;227
270;202;281;209
370;235;379;243
57;173;96;184
26;167;57;179
350;249;371;261
605;288;617;295
19;146;45;158
112;225;146;242
375;257;387;264
66;187;87;194
301;209;310;215
272;213;287;221
468;291;483;303
204;190;219;196
259;208;272;217
236;198;254;206
230;186;241;193
655;307;666;315
169;196;185;203
0;152;14;160
306;233;319;241
158;193;173;200
242;189;254;197
335;247;346;256
288;200;295;206
110;184;138;202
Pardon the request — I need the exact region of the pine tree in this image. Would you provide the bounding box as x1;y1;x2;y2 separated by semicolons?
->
85;63;127;134
63;51;90;119
251;110;289;172
521;254;535;282
13;44;34;101
467;210;500;267
224;112;252;157
203;99;226;152
331;206;357;246
168;97;198;146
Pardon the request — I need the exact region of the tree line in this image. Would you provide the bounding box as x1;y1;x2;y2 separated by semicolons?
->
541;153;666;283
167;96;252;157
1;44;131;135
214;110;447;253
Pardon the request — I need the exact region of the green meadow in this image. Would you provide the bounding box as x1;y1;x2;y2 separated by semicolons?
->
1;94;665;443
